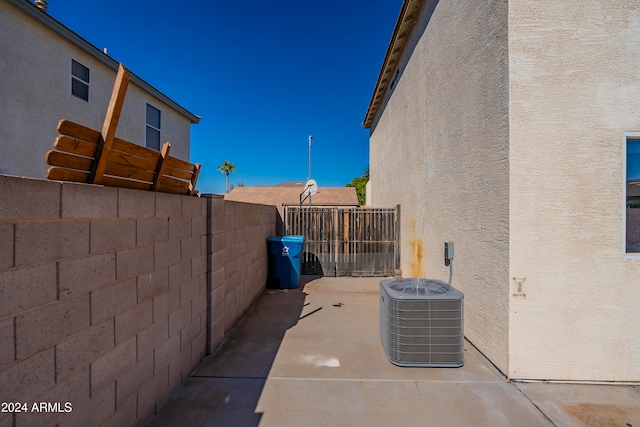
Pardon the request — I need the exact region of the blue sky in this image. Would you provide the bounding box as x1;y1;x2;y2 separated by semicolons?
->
47;0;403;194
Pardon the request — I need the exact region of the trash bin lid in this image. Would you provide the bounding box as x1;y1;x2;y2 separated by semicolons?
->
281;235;305;244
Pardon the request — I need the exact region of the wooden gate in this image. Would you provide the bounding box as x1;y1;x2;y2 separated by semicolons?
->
284;206;399;277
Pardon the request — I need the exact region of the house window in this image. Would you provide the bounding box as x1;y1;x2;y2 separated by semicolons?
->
146;104;161;151
625;132;640;254
71;60;89;101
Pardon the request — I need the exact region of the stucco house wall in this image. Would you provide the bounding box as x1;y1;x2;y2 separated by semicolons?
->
0;0;198;179
508;0;640;381
369;0;510;373
368;0;640;381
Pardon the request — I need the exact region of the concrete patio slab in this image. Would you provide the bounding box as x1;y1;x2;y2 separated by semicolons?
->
149;277;637;426
265;278;502;383
515;382;640;427
253;377;547;427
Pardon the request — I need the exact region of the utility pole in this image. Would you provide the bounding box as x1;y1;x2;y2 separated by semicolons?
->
308;135;313;181
308;135;313;207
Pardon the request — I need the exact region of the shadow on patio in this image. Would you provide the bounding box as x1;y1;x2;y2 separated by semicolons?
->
147;276;316;426
148;276;640;427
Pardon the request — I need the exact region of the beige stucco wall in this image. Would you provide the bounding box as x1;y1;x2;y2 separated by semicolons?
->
369;0;510;373
508;0;640;381
0;1;192;179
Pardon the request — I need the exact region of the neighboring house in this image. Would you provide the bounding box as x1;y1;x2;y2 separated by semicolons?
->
224;182;359;234
0;0;200;179
365;0;640;382
225;182;359;217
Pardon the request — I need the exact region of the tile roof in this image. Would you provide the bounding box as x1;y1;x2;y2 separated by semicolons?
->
224;185;359;213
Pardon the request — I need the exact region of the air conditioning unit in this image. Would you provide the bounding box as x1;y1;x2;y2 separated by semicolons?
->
380;278;464;367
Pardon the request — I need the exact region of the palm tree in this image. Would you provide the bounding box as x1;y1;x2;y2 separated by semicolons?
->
217;160;236;193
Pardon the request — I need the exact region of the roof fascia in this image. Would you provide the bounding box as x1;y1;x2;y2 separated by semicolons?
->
363;0;422;129
10;0;200;124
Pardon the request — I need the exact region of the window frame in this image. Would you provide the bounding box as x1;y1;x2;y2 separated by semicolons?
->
71;59;90;102
145;103;161;151
623;132;640;259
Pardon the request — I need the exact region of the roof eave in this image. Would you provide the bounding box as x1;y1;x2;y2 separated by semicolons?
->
363;0;422;129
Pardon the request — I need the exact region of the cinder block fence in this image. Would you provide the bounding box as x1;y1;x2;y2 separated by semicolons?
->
0;176;276;426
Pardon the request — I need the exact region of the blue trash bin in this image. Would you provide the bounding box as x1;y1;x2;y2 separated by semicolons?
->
266;235;305;289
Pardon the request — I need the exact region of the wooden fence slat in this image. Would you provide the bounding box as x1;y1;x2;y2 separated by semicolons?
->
101;175;153;191
46;166;90;183
48;64;200;196
165;156;195;173
107;148;158;172
156;175;190;195
46;150;93;171
57;119;101;143
54;136;98;158
104;162;155;183
92;64;130;184
163;165;193;181
189;164;201;195
153;143;170;192
112;138;162;163
284;206;398;277
57;120;161;166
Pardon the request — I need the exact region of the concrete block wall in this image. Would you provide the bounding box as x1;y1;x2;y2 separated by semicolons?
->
208;198;277;351
0;176;276;426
